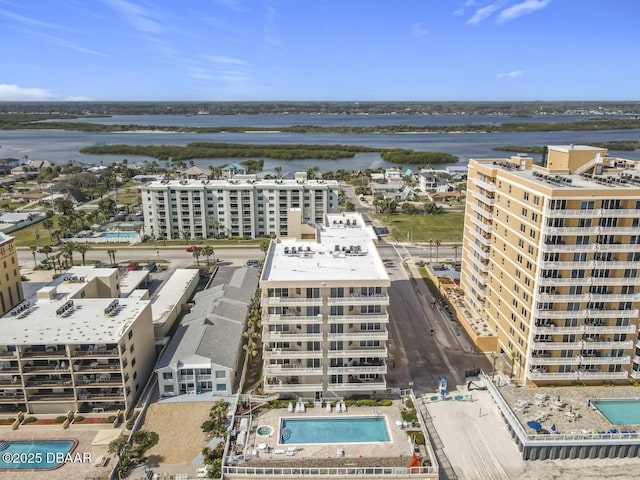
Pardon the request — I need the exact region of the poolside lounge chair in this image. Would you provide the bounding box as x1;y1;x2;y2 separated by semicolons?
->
337;447;344;457
341;402;347;412
288;402;294;413
326;402;332;413
285;447;296;456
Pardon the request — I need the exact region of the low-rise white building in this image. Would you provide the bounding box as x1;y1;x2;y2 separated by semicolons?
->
140;174;339;240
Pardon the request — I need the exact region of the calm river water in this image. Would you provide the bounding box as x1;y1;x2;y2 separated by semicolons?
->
2;114;640;174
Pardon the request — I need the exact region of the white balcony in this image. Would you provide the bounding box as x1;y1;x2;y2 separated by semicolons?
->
469;216;493;234
262;331;323;342
579;355;630;365
262;349;324;359
466;226;492;246
527;371;578;380
468;203;493;218
327;364;387;374
328;381;386;391
538;293;588;302
528;356;580;365
534;309;586;319
631;370;640;379
263;297;323;306
545;226;599;235
327;331;388;341
263;366;323;376
264;314;323;325
532;325;583;335
544;208;597;218
470;177;496;192
582;340;633;349
578;370;628;380
264;383;323;393
327;348;387;358
468;241;490;260
598;244;640;252
590;309;639;319
590;277;640;286
327;314;389;324
327;295;389;306
469;189;495;205
467;254;489;273
590;293;640;302
543;244;595;253
530;341;582;350
584;325;636;335
540;260;594;269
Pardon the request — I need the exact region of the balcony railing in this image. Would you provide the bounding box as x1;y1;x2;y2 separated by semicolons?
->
327;295;389;305
21;349;68;358
327;331;388;341
327;314;389;324
327;365;387;374
262;349;323;359
582;340;633;349
25;378;73;387
328;381;386;391
469;216;492;234
527;371;578;380
528;356;580;365
578;370;628;380
263;297;323;306
579;355;630;365
0;351;17;358
530;341;582;350
72;362;121;372
71;349;120;357
27;393;75;401
263;383;322;393
327;348;387;358
262;331;323;342
544;208;640;218
264;315;322;324
469;189;495;205
470;178;496;192
21;364;69;373
263;366;323;375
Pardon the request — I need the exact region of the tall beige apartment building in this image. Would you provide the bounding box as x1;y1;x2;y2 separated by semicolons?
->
259;212;390;399
0;232;24;315
461;145;640;385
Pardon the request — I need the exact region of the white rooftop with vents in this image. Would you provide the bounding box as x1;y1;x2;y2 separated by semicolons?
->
262;213;388;282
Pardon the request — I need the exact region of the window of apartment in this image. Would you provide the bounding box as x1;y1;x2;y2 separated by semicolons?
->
531;213;538;222
533;196;540;206
526;261;532;271
164;385;174;394
131;358;136;367
216;384;227;392
524;277;531;287
602;199;621;210
550;199;567;210
330;287;344;298
361;323;381;331
576;235;590;245
523;192;529;201
580;201;595;210
163;372;173;380
517;254;523;263
361;305;382;313
215;371;226;379
520;223;526;233
129;344;135;354
578;218;592;227
268;288;289;297
518;239;524;248
522;207;528;216
128;330;133;340
360;340;380;348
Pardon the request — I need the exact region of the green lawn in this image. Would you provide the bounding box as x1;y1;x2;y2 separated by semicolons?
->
374;211;465;243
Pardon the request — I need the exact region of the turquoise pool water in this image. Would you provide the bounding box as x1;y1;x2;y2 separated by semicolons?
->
0;440;75;469
279;416;390;444
593;399;640;425
98;231;138;238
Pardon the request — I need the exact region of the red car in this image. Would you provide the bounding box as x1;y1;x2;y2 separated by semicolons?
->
186;246;202;253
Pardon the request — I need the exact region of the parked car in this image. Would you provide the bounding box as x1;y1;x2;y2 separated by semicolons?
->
126;262;139;271
246;259;260;267
37;246;53;254
186;246;202;253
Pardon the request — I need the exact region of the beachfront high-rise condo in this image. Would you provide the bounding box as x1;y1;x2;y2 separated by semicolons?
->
460;145;640;385
259;211;390;399
0;232;24;316
140;172;339;240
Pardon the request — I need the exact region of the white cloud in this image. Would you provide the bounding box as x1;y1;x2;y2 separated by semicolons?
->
467;4;499;25
204;55;248;65
410;22;429;37
0;7;64;30
497;70;524;79
65;96;93;101
0;84;57;101
496;0;550;23
101;0;164;33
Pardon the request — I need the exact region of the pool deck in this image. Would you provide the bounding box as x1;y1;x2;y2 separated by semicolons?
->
0;427;114;480
499;384;640;434
233;402;419;468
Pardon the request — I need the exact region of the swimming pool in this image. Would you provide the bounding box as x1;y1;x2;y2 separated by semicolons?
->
279;416;390;444
592;399;640;425
98;231;138;238
0;440;76;469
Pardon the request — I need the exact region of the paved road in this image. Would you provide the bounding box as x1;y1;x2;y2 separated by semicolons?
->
18;246;262;270
378;243;489;396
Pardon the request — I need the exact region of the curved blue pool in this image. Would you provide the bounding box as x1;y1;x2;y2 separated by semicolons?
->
280;416;390;444
0;440;76;469
98;232;138;238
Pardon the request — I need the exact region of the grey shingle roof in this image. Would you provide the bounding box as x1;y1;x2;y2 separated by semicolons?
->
156;267;258;370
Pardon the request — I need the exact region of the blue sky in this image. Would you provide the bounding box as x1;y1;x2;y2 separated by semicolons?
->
0;0;638;101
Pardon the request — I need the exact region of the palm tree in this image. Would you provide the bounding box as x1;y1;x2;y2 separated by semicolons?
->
453;245;459;263
60;242;76;268
201;245;214;265
76;244;90;265
192;249;201;266
29;245;37;268
107;248;117;266
428;238;434;262
435;240;442;262
490;352;500;382
259;240;270;255
243;340;258;358
42;218;54;242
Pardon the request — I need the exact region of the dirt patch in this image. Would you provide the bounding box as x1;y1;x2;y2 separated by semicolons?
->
75;418;109;424
141;402;214;464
